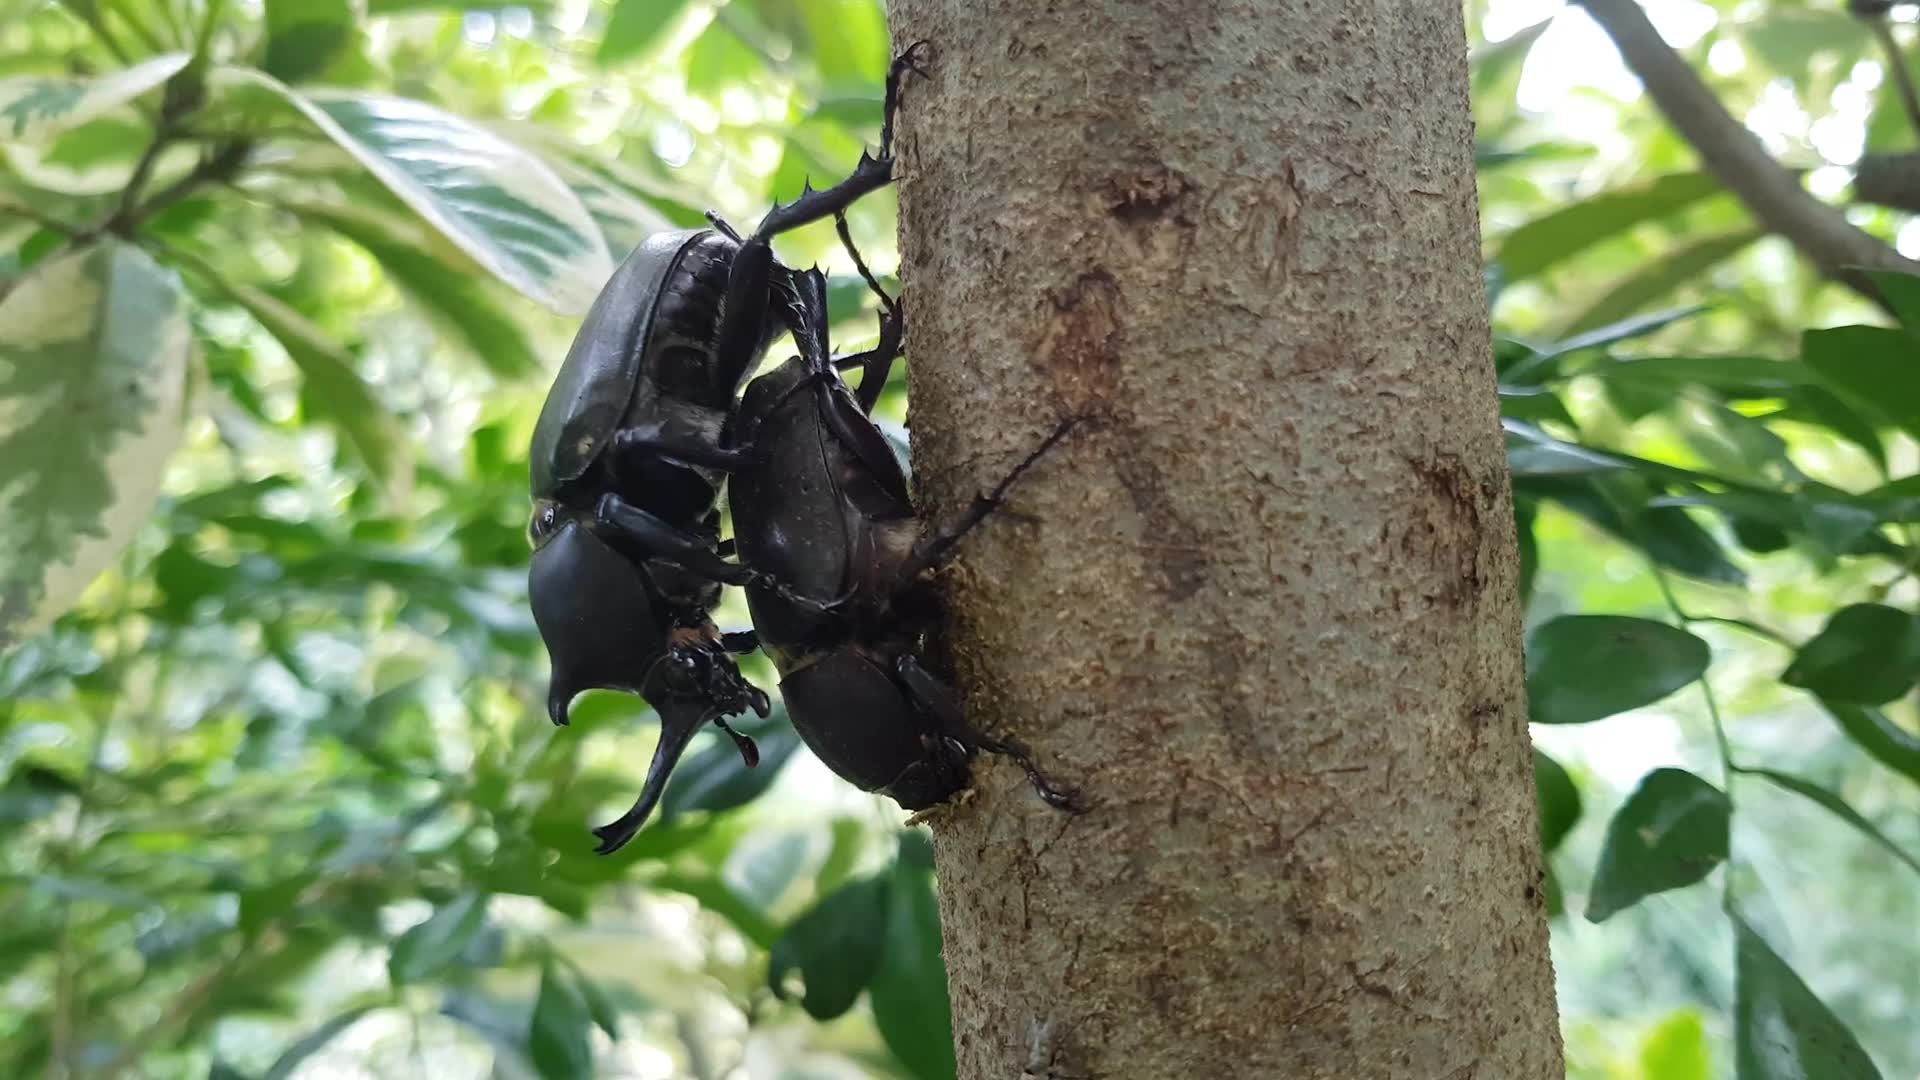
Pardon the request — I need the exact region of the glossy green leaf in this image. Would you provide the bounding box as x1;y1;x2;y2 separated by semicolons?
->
1515;498;1538;606
1866;269;1920;333
653;871;780;948
597;0;690;66
1780;604;1919;706
869;848;955;1080
1594;355;1818;395
0;54;188;143
1533;748;1581;853
1526;616;1710;725
528;958;594;1080
1586;768;1729;922
262;1004;380;1080
572;968;622;1040
1555;229;1761;338
661;705;804;820
1734;915;1884;1079
264;0;356;83
0;242;192;652
1638;1009;1710;1080
388;892;488;984
1819;700;1920;788
1739;767;1920;877
1494;173;1723;282
212;70;611;315
1802;325;1920;444
306;206;537;378
767;873;890;1020
203;274;410;503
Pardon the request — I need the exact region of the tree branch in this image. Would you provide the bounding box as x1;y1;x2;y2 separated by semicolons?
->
1855;152;1920;213
1577;0;1920;297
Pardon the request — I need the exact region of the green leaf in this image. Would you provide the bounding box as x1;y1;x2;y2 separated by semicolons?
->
1738;767;1920;878
1585;768;1729;922
1819;700;1920;788
1525;616;1710;726
305;206;537;377
571;968;622;1040
0;242;193;653
1494;173;1724;282
1555;230;1761;338
263;1003;380;1080
0;54;189;143
1733;915;1884;1080
264;0;356;83
1533;748;1581;853
660;705;804;820
1539;305;1707;361
597;0;690;66
528;958;595;1080
201;273;411;503
767;873;890;1020
1802;325;1920;444
870;850;955;1080
388;892;488;984
1638;1009;1710;1080
1865;269;1920;333
1780;604;1920;706
211;70;611;314
1515;498;1538;606
1594;355;1818;395
653;871;780;948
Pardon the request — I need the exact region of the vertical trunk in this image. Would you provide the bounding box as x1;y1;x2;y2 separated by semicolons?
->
885;2;1563;1077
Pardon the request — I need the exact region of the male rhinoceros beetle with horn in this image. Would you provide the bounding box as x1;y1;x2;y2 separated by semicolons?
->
527;44;929;854
723;255;1081;813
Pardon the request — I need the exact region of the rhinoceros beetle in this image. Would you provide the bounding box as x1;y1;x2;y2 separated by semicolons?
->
724;260;1080;812
528;43;929;854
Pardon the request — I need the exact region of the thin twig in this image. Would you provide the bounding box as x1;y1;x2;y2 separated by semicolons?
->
1865;15;1920;146
1577;0;1920;303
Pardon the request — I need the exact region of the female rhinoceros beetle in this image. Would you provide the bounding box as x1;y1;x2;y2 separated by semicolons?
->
528;44;929;854
723;259;1081;813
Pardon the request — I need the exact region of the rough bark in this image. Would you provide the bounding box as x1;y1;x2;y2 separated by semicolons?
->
885;2;1563;1078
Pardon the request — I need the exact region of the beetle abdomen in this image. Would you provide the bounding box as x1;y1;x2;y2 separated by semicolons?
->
778;650;961;801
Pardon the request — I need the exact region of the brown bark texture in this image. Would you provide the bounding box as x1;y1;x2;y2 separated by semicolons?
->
883;2;1564;1078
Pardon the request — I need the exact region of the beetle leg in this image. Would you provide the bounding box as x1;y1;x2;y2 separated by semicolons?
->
718;628;760;654
596;493;759;586
704;211;744;243
894;655;1081;811
830;210;905;414
897;416;1081;583
597;493;849;614
611;428;761;471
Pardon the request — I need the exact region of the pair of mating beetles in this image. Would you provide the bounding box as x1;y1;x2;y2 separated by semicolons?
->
525;45;1076;854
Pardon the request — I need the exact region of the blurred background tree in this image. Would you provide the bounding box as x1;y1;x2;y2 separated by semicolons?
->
0;0;1915;1077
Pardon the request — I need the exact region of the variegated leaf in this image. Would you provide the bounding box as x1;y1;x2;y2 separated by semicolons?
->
0;54;189;144
0;242;194;652
209;69;611;315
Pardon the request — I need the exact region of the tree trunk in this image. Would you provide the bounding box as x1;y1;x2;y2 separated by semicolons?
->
884;3;1564;1077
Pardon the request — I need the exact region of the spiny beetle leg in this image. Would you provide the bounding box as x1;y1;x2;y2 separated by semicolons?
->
894;654;1083;812
597;493;841;611
898;416;1082;583
595;493;758;587
880;40;933;160
611;428;760;471
831;210;905;414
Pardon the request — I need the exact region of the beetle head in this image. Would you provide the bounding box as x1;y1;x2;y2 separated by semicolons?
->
528;509;667;726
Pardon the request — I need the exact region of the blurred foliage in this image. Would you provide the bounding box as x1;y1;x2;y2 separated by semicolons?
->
0;0;1917;1077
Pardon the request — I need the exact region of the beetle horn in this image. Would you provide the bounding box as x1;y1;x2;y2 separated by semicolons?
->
591;697;714;855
